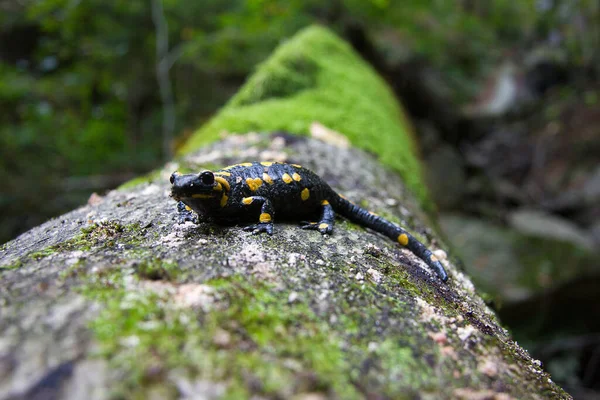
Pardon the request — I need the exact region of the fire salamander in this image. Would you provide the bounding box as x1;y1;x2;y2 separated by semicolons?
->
170;162;448;282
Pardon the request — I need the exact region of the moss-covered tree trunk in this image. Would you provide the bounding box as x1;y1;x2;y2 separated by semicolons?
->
0;26;569;399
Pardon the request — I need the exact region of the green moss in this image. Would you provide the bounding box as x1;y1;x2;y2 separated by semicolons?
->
386;267;422;297
339;219;362;231
22;221;143;262
80;260;444;397
67;221;141;250
376;340;432;395
70;224;462;398
0;259;22;270
324;278;448;396
59;260;87;281
84;273;359;399
134;258;181;282
180;26;432;211
74;246;488;398
29;247;58;260
232;54;318;106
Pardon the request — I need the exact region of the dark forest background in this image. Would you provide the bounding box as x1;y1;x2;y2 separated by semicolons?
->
1;0;599;397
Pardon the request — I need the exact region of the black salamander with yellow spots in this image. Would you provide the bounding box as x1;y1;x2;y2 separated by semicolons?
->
170;161;448;282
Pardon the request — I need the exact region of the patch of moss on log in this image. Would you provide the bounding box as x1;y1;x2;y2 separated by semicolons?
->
2;221;145;270
83;272;359;398
180;26;432;211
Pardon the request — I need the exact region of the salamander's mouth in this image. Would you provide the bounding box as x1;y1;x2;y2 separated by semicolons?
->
170;191;183;202
170;189;215;202
190;193;215;199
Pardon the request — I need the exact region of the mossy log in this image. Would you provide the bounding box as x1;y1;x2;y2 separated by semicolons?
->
0;26;570;399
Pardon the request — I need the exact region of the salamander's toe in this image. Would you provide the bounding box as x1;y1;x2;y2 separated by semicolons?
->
175;202;198;224
243;222;274;235
300;221;333;235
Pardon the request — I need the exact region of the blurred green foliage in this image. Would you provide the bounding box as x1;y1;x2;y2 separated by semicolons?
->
1;0;598;243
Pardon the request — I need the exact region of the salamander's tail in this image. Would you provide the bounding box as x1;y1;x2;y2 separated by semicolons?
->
330;194;448;282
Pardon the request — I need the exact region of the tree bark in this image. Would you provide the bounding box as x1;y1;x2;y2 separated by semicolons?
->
0;133;569;399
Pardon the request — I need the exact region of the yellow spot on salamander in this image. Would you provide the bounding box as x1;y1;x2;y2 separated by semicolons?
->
292;164;302;168
292;173;302;181
214;176;230;191
369;211;379;216
191;194;214;199
397;233;409;246
246;177;263;191
282;173;293;184
262;173;274;184
259;213;271;223
213;182;222;192
184;205;192;211
223;163;252;170
301;188;310;201
318;223;329;230
220;194;228;208
242;197;253;205
321;200;329;206
430;255;438;262
260;161;273;166
215;171;231;177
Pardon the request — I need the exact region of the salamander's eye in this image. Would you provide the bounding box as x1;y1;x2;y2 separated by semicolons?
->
169;173;176;184
199;171;215;185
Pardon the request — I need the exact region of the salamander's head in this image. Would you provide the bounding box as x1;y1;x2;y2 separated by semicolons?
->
170;171;217;203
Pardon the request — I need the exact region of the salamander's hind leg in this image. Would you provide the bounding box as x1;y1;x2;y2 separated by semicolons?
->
176;201;198;224
241;196;275;235
301;200;335;234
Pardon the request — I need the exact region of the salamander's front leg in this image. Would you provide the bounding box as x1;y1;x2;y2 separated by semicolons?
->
301;200;335;234
175;201;198;224
241;196;275;235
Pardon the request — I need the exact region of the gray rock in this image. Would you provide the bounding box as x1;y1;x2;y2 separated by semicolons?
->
508;209;595;251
